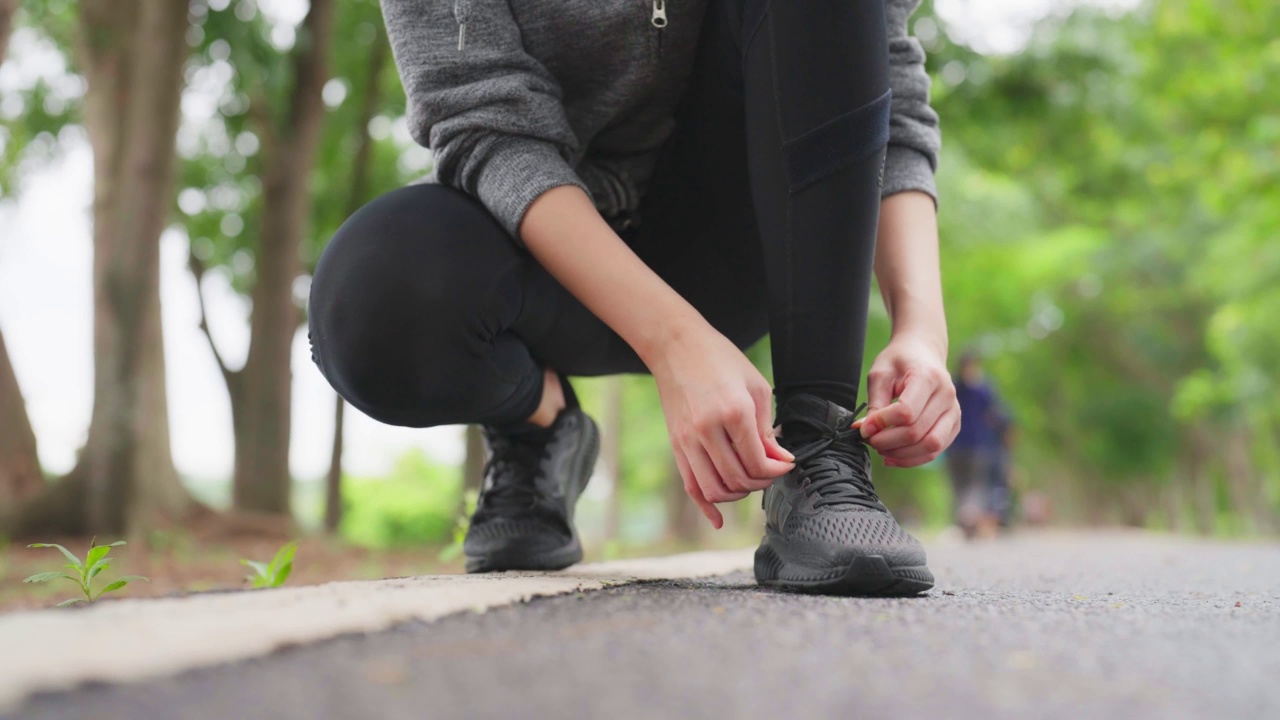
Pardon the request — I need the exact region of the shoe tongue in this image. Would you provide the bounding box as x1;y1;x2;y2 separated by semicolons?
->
777;394;858;439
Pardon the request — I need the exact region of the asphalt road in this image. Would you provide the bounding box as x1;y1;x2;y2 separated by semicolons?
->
13;531;1280;720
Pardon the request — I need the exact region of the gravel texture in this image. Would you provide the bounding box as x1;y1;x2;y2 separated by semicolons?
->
13;531;1280;720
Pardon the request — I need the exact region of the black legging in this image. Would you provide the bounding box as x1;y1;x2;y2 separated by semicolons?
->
309;0;890;428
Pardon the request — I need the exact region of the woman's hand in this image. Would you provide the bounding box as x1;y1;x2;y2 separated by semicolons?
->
518;188;793;528
649;323;795;529
858;334;960;467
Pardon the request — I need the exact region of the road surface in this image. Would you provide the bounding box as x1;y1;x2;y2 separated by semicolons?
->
10;531;1280;719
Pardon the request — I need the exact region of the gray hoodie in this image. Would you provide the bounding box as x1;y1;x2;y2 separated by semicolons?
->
381;0;940;238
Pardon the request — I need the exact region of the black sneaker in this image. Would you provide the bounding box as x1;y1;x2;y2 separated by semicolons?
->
463;407;600;573
754;394;934;596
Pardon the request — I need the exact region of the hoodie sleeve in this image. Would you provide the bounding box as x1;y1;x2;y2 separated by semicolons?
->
381;0;588;238
884;0;941;203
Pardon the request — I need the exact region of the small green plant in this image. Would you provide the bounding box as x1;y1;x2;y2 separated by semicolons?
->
438;489;479;562
241;541;296;588
23;538;149;607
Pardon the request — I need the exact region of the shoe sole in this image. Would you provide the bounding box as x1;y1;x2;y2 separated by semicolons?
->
753;537;934;597
465;416;600;574
465;540;585;573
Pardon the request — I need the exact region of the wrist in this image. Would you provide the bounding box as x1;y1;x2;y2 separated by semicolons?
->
632;305;712;370
889;322;949;362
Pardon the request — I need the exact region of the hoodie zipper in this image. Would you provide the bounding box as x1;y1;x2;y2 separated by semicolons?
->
651;0;667;57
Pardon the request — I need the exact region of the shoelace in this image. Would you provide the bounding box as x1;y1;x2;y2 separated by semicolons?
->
478;435;550;514
786;405;884;511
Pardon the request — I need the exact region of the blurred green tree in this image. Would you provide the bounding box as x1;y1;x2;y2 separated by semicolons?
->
896;0;1280;531
178;0;412;521
183;0;336;517
4;0;199;536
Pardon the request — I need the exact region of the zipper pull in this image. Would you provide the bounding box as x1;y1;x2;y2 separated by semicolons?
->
651;0;668;28
455;0;471;52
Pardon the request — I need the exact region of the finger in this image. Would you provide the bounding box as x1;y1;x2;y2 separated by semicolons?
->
730;409;793;483
687;443;747;505
707;429;756;493
753;386;795;464
865;364;896;416
882;407;961;467
867;387;948;452
862;371;934;439
675;446;723;528
722;431;785;492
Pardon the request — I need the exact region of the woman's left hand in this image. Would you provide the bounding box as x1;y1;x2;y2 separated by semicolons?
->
857;335;961;468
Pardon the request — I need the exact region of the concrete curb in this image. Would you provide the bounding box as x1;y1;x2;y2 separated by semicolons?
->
0;548;754;710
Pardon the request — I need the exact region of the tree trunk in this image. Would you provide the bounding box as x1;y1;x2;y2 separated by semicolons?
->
602;377;624;543
1188;425;1217;535
463;425;485;496
0;328;43;508
323;395;345;532
13;0;195;536
231;0;334;515
0;0;16;62
1222;423;1261;534
319;28;386;532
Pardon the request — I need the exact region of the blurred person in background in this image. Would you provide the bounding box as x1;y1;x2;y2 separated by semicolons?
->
946;352;1010;538
308;0;958;596
988;404;1015;528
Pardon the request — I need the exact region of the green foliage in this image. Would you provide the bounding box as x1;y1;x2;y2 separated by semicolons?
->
178;0;408;295
438;489;480;562
341;450;463;548
241;541;297;589
3;0;1276;536
901;0;1280;528
23;539;149;607
0;2;81;196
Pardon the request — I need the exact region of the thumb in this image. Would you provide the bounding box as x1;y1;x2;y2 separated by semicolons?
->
862;366;896;438
756;389;794;463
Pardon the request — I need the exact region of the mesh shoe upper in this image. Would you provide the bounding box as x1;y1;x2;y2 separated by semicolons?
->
763;394;926;569
464;411;590;556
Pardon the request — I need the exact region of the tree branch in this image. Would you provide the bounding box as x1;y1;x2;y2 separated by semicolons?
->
285;0;335;134
188;251;237;385
0;0;17;65
247;89;277;154
343;24;388;218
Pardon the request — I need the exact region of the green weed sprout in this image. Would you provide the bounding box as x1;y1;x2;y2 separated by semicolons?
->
439;489;480;562
23;538;149;608
241;541;296;588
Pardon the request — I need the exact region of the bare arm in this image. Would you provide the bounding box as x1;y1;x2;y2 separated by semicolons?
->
519;186;700;366
858;191;961;466
520;186;794;528
874;191;947;357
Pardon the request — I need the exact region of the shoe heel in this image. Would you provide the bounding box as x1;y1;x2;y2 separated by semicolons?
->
754;542;783;583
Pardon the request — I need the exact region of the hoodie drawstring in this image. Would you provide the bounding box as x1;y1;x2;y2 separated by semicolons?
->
455;0;472;51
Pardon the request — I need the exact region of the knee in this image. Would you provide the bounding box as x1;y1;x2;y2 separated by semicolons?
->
308;184;519;422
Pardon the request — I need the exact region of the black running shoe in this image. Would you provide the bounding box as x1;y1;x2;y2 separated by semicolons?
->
464;408;599;573
754;394;934;596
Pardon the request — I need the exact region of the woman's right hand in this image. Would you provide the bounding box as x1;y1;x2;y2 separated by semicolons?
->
648;322;796;529
517;188;792;527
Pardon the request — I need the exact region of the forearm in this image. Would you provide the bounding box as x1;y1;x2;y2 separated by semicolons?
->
874;190;948;358
519;185;709;367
